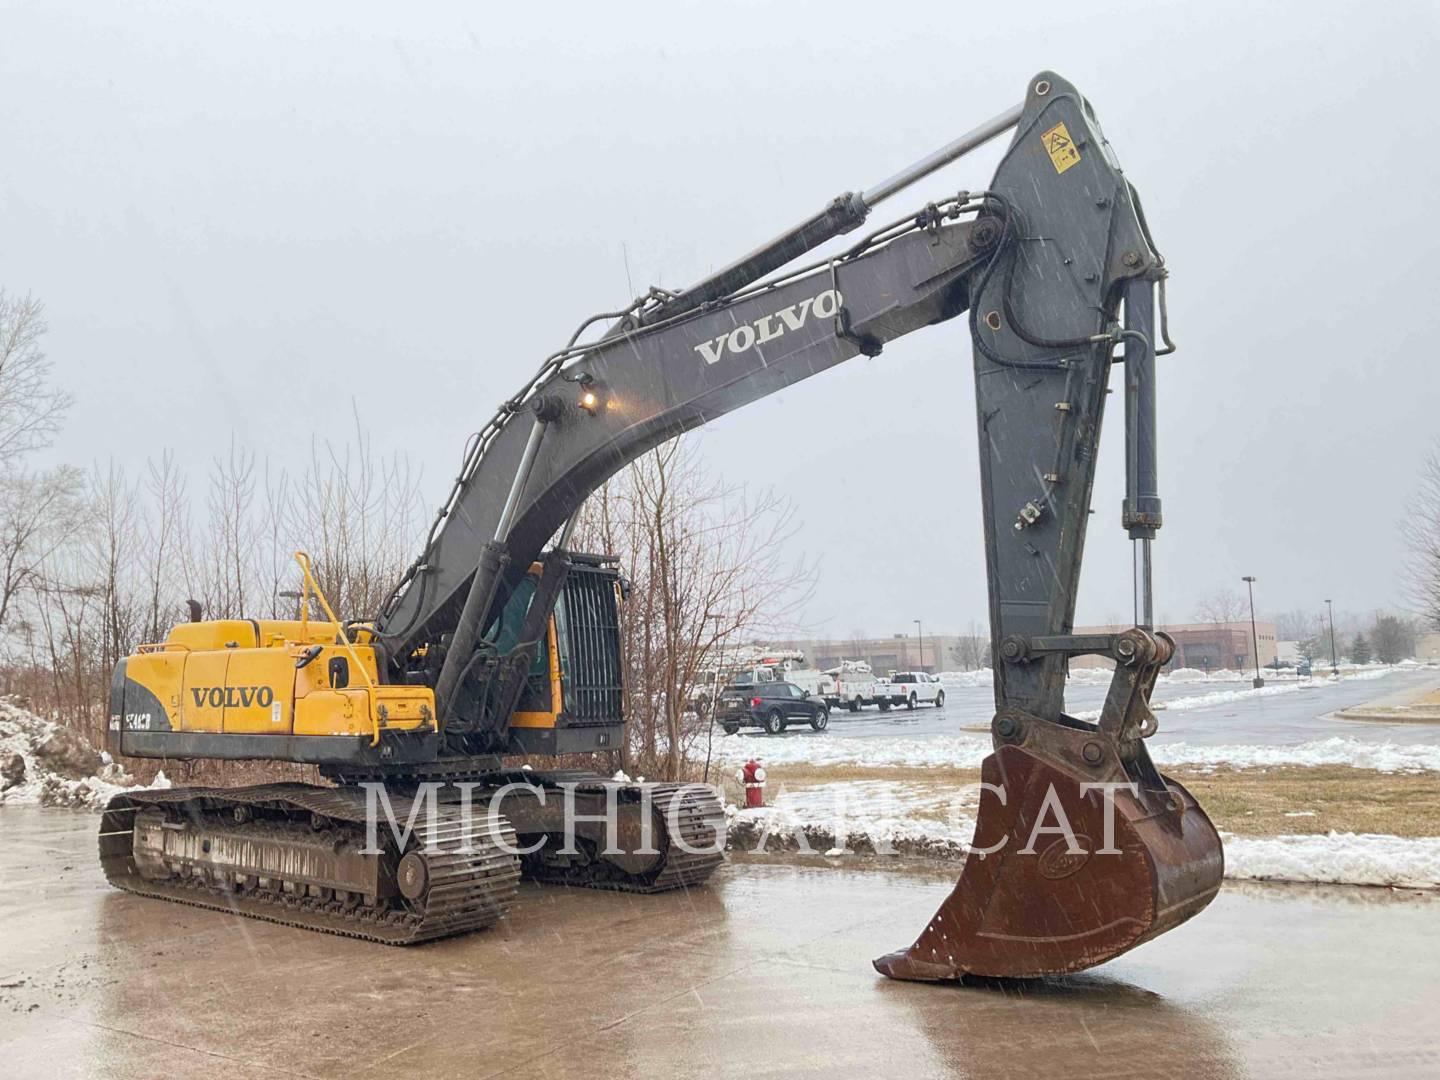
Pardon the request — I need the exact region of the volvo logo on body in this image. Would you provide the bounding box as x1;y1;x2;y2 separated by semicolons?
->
191;685;275;709
693;288;844;365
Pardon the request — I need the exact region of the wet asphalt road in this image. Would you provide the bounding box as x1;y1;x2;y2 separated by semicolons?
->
1;807;1437;1078
737;667;1440;748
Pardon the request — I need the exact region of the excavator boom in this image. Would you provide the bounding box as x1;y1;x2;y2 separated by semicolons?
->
104;71;1222;972
372;71;1222;977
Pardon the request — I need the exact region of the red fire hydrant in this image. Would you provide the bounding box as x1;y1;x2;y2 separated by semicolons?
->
735;759;767;808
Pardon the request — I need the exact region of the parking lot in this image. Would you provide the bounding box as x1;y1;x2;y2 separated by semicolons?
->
3;806;1439;1078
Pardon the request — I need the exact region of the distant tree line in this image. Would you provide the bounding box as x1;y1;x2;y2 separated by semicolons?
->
1403;440;1440;634
1;306;424;751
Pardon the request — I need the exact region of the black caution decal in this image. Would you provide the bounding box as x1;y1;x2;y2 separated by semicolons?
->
119;677;174;732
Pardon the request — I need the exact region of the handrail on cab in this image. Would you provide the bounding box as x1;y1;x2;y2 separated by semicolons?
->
293;551;382;746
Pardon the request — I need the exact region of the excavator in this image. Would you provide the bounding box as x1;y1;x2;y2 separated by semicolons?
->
103;71;1224;977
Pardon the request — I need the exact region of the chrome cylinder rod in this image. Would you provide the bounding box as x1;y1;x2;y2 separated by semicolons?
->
650;102;1023;325
1121;279;1162;631
1133;537;1154;630
861;103;1023;208
494;417;549;543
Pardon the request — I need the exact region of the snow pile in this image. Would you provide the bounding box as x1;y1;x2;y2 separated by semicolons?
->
726;793;979;861
1165;667;1211;683
0;697;167;809
1151;737;1440;773
723;787;1440;889
1223;833;1440;890
937;669;993;689
712;732;1440;773
939;666;1141;688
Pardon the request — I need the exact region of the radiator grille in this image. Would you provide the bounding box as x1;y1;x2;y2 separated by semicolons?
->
558;566;623;724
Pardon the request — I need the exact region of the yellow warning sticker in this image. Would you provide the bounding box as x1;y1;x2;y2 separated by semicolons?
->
1041;121;1082;174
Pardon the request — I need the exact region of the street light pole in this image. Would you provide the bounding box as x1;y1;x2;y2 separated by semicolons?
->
1325;598;1339;677
1242;575;1264;688
914;619;925;673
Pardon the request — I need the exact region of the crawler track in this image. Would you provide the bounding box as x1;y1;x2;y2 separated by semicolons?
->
99;783;520;945
509;774;726;892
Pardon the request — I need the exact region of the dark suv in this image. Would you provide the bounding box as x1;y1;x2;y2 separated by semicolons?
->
717;680;829;735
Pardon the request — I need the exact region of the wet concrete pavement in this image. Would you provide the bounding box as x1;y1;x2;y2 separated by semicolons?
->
2;806;1438;1078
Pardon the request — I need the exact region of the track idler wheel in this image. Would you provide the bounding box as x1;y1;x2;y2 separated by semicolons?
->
874;744;1223;980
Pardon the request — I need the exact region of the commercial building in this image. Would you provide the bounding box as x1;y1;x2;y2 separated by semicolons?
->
770;620;1278;676
1070;621;1279;672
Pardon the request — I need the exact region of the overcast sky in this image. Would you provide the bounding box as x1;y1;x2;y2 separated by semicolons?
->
3;0;1437;639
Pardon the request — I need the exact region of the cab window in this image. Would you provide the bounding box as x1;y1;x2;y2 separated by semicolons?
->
485;574;534;654
484;574;551;713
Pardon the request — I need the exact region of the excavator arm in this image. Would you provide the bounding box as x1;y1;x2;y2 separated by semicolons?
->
374;71;1222;978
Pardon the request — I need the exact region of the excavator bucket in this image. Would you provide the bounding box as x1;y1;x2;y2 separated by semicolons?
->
874;742;1223;980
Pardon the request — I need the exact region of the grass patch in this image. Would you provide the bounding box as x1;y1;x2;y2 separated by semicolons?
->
1175;765;1440;837
726;762;1440;839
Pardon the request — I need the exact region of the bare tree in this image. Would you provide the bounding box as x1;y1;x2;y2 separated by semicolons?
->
847;629;869;663
25;545;105;735
0;291;71;465
574;437;814;780
0;466;84;638
1194;588;1246;627
949;619;989;671
140;451;192;641
202;439;259;618
279;415;424;620
1402;442;1440;630
89;462;144;673
1272;609;1319;642
0;402;426;759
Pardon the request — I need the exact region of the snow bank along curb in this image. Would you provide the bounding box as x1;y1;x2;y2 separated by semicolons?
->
0;697;168;809
715;733;1440;773
1220;832;1440;890
724;806;1440;890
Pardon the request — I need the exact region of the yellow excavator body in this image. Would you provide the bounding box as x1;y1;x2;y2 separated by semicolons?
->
119;621;434;742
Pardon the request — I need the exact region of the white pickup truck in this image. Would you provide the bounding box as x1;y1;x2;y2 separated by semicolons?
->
872;671;946;710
